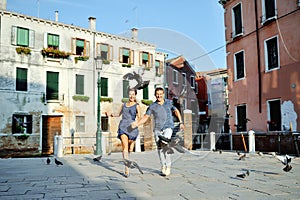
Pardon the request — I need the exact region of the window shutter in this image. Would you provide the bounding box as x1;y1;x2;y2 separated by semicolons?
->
123;80;129;98
119;48;123;63
84;40;90;57
11;26;17;45
101;77;108;97
16;68;28;91
96;43;101;57
71;38;76;54
76;74;84;95
130;50;134;65
149;54;153;68
143;85;149;99
109;45;113;61
159;61;164;74
46;72;59;100
44;32;48;48
29;30;35;48
139;51;142;66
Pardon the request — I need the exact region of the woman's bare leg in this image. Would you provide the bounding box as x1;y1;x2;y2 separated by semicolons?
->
120;134;129;176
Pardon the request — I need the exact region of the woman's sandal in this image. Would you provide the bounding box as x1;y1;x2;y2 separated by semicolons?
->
124;171;130;178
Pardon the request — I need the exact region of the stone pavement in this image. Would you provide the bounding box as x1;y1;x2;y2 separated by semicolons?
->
0;150;299;200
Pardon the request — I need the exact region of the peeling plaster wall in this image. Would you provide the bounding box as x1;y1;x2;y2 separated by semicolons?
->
281;100;297;131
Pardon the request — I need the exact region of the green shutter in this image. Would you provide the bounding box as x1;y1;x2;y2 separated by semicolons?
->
48;34;59;47
17;27;29;46
143;85;149;99
76;39;85;47
123;48;130;56
101;44;108;52
101;77;108;97
46;72;59;100
123;80;129;98
142;53;148;61
76;75;84;95
16;68;27;91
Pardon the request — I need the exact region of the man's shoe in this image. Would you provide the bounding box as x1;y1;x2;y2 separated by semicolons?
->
165;167;171;176
161;166;166;176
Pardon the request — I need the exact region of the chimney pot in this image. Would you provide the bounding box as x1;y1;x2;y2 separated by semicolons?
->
131;28;138;40
55;11;59;22
0;0;7;11
88;17;96;30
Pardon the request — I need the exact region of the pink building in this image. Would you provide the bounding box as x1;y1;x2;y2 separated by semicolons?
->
220;0;300;133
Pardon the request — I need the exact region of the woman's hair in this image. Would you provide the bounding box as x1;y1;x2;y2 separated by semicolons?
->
128;88;137;95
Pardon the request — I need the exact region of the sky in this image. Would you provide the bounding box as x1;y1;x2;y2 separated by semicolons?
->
6;0;226;72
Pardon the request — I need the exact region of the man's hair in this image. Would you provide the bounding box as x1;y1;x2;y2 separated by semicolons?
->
154;87;164;95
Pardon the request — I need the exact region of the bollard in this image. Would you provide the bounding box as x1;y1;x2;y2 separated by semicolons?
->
248;130;255;153
54;135;63;157
210;132;216;151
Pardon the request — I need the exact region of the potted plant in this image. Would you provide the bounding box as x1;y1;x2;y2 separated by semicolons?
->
16;47;31;55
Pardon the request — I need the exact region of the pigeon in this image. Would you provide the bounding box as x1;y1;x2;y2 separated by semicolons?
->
238;153;246;160
123;159;143;174
93;156;102;162
219;150;222;154
123;70;150;90
272;154;293;172
46;157;51;165
54;158;63;166
237;170;250;178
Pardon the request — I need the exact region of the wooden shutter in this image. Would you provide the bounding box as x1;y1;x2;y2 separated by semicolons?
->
76;74;84;95
139;51;142;66
96;43;100;57
71;38;76;54
44;32;48;48
123;80;129;98
119;48;123;63
149;53;153;68
46;72;59;100
29;30;35;48
101;77;108;97
16;68;28;91
109;45;113;61
130;50;134;65
84;40;90;57
11;26;17;45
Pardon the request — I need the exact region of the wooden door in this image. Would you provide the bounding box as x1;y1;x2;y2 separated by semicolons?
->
42;116;62;155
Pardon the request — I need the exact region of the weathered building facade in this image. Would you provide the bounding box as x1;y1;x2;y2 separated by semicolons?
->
220;0;300;133
0;3;165;156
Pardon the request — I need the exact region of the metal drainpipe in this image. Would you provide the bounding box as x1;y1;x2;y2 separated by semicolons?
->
254;0;262;113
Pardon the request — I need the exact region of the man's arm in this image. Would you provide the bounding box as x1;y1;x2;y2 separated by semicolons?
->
131;114;150;128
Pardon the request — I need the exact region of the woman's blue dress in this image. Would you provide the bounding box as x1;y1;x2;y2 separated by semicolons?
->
117;103;139;141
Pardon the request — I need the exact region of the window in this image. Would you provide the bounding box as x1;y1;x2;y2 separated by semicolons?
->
234;51;245;80
97;43;113;60
72;38;90;56
182;73;186;86
101;116;109;131
76;116;85;132
12;114;32;134
46;33;59;49
194;82;198;94
119;47;133;64
46;71;59;100
143;85;149;100
232;3;243;38
11;26;34;48
267;99;281;131
236;104;247;132
173;70;178;84
139;52;153;68
265;36;279;71
76;74;84;95
190;76;195;88
16;68;28;91
101;77;108;97
262;0;277;23
123;80;129;98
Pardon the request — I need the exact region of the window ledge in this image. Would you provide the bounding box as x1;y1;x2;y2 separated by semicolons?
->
44;57;63;64
261;16;277;25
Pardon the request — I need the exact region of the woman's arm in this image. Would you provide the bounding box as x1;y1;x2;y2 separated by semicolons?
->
174;109;184;130
136;104;141;121
106;105;123;117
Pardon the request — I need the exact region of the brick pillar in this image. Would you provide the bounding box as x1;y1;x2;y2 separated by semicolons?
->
143;116;155;151
184;109;193;150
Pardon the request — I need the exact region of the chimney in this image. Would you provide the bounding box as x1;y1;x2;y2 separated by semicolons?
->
0;0;7;11
131;28;138;40
55;11;59;22
88;17;96;31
